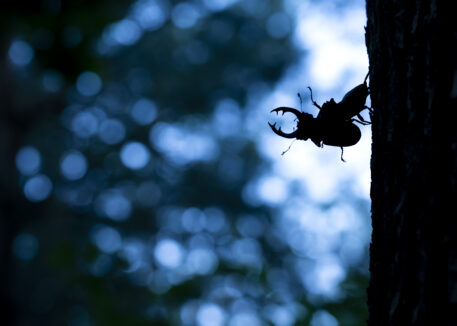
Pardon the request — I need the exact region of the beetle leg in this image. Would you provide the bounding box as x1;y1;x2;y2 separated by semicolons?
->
281;139;297;155
354;114;371;125
353;119;371;125
307;87;322;110
340;147;346;162
351;111;372;125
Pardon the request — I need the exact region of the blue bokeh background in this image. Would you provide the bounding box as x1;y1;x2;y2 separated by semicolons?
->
5;0;371;325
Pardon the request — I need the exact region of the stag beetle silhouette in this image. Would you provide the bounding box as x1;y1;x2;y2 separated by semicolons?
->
268;72;372;161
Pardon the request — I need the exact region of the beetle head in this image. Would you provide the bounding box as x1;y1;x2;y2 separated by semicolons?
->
268;107;315;140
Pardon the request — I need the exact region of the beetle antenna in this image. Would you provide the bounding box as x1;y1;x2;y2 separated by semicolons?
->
307;86;321;110
281;139;297;156
297;93;303;111
340;147;346;162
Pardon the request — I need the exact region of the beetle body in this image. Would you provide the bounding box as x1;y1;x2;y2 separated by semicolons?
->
319;120;361;147
269;107;362;148
312;81;370;125
340;83;369;109
268;73;371;161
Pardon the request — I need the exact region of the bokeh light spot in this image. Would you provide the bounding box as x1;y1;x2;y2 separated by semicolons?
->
16;146;41;176
76;71;102;97
130;98;157;125
96;190;132;221
13;233;39;260
181;300;199;325
181;207;206;233
171;3;200;29
154;238;184;268
304;256;346;297
92;225;122;254
231;238;262;267
264;305;296;326
196;303;225;326
120;240;145;273
186;248;218;275
109;19;142;46
120;142;151;170
60;150;88;180
236;215;265;238
24;174;52;202
8;40;34;66
133;0;169;30
71;110;99;138
310;310;339;326
204;207;227;233
98;119;126;144
256;176;289;205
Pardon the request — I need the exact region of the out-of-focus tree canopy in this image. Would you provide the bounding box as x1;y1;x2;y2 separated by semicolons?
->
1;0;369;325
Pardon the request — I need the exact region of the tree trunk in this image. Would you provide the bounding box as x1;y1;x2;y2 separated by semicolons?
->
366;1;457;325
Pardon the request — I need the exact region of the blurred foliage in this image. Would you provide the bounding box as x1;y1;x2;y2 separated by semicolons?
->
1;0;369;325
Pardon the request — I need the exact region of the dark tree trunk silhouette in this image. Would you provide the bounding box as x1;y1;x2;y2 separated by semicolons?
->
366;1;457;325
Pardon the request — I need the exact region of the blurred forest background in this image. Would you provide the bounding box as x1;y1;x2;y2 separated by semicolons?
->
1;0;371;325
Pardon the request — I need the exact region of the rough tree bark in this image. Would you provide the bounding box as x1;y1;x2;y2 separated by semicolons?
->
366;1;457;325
